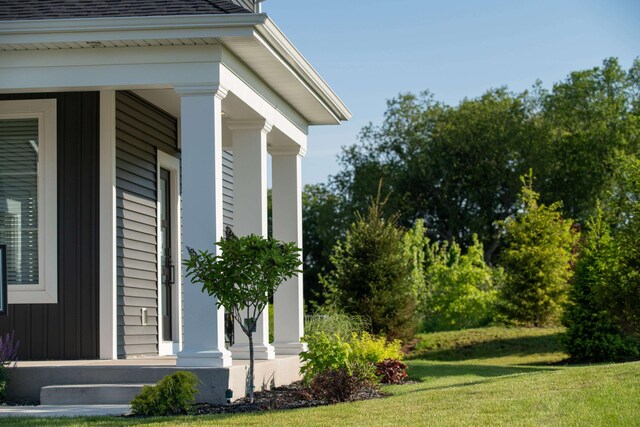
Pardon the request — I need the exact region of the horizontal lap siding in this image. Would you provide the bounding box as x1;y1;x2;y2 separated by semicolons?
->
0;92;99;360
115;91;178;358
222;150;234;230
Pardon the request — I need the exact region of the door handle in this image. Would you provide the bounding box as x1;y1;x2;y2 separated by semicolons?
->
169;263;175;285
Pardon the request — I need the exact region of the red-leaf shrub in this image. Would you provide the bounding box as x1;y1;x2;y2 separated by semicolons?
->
375;359;407;384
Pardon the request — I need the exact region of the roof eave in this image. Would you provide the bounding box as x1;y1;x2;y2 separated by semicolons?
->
0;13;351;125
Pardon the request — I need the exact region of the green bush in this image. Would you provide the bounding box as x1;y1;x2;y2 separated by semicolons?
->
422;235;499;331
301;331;401;402
322;197;419;340
562;158;640;362
350;332;403;364
562;210;640;362
498;172;577;326
130;371;199;416
602;157;640;338
300;332;352;383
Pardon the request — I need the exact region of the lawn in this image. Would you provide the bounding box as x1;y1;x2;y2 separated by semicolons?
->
4;327;640;426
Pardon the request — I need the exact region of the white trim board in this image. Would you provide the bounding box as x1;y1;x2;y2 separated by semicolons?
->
0;98;58;304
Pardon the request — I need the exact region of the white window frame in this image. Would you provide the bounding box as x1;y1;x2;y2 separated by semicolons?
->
157;150;182;355
0;99;58;304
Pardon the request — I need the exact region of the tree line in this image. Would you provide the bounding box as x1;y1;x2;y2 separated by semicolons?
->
303;57;640;306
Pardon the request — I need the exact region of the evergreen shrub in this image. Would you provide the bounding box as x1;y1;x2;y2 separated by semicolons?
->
130;371;199;416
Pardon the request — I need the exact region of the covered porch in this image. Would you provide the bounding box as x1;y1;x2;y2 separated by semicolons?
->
0;11;350;402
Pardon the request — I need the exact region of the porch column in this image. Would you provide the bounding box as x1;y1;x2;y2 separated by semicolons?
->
228;119;275;360
271;146;307;354
176;85;232;367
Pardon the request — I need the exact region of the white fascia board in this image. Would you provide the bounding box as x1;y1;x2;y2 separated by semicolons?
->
256;18;352;122
0;13;351;125
0;14;264;43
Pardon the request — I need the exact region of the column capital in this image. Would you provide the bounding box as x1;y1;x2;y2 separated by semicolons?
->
226;119;273;134
269;144;307;158
174;84;228;100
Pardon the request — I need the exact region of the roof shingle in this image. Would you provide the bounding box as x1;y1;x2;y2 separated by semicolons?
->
0;0;251;21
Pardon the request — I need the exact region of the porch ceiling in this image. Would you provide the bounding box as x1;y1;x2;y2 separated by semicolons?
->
0;14;351;125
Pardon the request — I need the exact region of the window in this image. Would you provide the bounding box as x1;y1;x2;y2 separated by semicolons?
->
0;99;57;304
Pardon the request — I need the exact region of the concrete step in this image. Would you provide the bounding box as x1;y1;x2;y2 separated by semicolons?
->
40;384;152;405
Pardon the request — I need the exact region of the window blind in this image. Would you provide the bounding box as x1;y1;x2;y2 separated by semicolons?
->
0;118;39;286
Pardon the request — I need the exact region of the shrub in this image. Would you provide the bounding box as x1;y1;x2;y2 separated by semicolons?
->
300;332;352;383
0;331;19;402
301;330;404;397
602;157;640;338
310;366;376;403
562;209;640;362
375;359;408;384
422;235;499;331
322;196;419;340
498;172;578;326
350;332;403;364
130;371;199;416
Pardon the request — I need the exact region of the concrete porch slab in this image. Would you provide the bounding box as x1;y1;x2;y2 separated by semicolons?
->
6;355;302;405
0;405;131;418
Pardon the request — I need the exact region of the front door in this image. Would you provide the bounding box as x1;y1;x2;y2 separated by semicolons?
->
159;168;173;342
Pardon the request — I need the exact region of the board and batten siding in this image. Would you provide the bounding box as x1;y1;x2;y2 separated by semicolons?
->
0;92;100;360
115;91;178;358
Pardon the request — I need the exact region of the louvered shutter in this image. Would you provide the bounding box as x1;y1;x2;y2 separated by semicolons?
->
0;118;39;286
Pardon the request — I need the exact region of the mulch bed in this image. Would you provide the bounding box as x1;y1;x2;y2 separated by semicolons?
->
187;381;388;415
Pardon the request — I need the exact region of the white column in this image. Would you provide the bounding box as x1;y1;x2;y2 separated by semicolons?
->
99;90;117;359
228;120;275;360
271;146;307;355
176;85;232;367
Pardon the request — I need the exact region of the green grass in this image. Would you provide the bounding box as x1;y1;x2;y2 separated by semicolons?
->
4;327;640;426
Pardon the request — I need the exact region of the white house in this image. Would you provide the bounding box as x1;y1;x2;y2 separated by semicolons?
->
0;0;350;402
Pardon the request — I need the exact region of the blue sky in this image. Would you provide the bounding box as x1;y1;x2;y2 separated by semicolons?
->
263;0;640;186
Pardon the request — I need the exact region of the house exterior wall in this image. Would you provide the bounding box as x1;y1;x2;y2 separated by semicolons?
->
222;149;234;231
115;91;176;358
0;92;100;360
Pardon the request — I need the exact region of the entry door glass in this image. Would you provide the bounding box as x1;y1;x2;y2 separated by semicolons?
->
160;168;173;341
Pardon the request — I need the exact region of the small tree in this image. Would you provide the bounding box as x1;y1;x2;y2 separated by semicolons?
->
498;171;578;326
184;227;302;403
562;207;639;362
322;193;418;340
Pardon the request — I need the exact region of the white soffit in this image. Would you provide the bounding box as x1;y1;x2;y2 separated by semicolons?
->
0;14;352;125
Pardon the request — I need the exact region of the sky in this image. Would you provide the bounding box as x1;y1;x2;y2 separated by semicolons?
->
261;0;640;186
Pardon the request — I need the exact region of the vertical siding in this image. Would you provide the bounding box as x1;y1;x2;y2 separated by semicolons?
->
115;91;178;358
0;92;99;360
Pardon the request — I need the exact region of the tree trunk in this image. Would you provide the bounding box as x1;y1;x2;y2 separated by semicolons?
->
248;332;255;403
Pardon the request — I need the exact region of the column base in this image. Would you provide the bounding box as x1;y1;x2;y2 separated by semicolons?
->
176;348;232;367
272;341;308;355
230;343;275;360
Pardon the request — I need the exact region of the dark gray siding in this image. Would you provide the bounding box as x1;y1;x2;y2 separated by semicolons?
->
0;92;100;360
115;91;178;358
